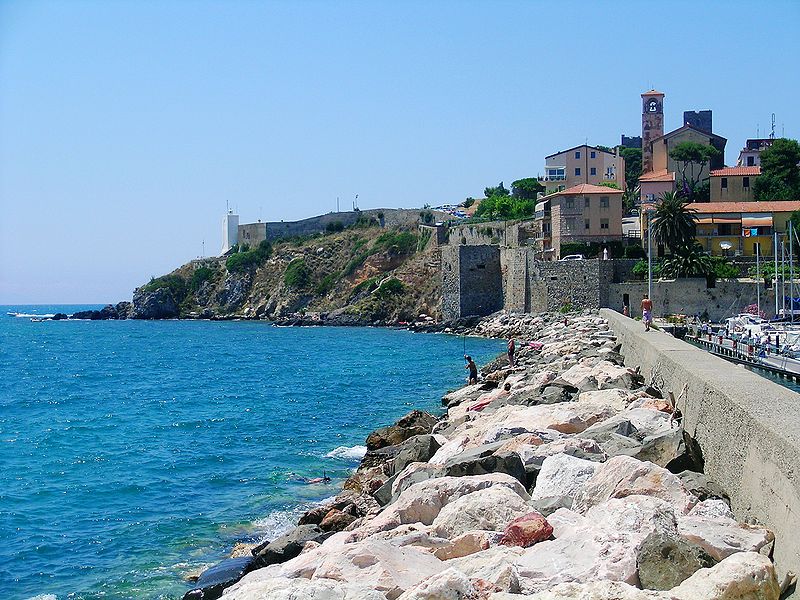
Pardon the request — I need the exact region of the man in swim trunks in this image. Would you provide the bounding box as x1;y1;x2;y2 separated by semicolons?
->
465;355;478;385
641;294;653;332
507;338;516;368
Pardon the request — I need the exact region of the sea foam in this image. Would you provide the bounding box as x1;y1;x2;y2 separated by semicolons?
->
325;445;367;461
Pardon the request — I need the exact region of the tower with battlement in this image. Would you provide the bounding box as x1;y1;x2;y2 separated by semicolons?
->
641;90;665;173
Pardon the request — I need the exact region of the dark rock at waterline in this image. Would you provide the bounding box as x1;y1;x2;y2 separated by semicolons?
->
131;288;180;319
319;508;357;532
444;449;527;487
365;410;438;451
250;524;330;570
360;434;443;475
677;470;730;505
52;313;69;320
182;555;255;600
637;531;717;590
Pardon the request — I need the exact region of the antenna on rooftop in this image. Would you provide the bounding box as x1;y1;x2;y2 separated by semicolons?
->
770;113;776;139
226;199;230;214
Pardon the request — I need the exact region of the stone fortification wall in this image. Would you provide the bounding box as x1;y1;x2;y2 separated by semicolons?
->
608;279;777;321
239;208;446;245
524;259;615;313
448;220;536;247
441;245;502;319
601;308;800;585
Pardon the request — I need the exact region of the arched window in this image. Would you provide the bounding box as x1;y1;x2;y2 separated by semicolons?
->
648;99;659;113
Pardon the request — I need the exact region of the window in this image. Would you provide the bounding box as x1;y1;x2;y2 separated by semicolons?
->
584;197;590;208
645;193;656;202
600;219;609;230
747;156;755;166
590;151;596;158
565;197;574;209
590;167;597;176
575;151;581;159
601;196;610;208
721;177;728;189
743;177;750;189
575;167;581;176
585;219;591;230
565;217;576;231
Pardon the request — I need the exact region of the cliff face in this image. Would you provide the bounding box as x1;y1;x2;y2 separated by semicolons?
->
130;225;443;324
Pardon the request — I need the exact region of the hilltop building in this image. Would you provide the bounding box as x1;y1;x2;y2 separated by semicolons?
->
710;166;761;203
221;211;239;254
683;110;713;133
737;138;775;167
641;90;665;173
542;145;625;194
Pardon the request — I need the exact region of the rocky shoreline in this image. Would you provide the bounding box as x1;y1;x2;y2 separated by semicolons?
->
181;311;783;600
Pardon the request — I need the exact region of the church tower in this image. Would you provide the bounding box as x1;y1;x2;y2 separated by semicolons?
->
641;90;664;173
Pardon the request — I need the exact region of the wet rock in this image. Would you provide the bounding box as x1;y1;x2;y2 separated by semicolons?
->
366;410;438;451
319;508;357;532
636;531;717;590
499;511;553;548
182;555;254;600
250;524;330;569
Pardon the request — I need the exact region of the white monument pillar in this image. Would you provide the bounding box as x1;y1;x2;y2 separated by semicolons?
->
221;211;239;255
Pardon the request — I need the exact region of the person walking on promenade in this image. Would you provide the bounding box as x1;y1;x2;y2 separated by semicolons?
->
622;304;630;317
507;338;516;368
465;355;478;385
641;294;653;332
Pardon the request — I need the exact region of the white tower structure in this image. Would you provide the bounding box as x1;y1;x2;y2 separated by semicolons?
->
221;210;239;255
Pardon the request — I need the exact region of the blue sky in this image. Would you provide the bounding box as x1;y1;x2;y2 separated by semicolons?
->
1;0;798;303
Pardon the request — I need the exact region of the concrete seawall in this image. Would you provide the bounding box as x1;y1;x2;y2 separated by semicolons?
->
601;308;800;585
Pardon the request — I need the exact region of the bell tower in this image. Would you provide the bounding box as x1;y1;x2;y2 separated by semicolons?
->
641;90;664;173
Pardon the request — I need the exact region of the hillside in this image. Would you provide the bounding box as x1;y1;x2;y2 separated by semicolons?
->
128;224;443;324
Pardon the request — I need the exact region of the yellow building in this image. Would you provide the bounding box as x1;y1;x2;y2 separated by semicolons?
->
689;201;800;256
651;124;727;181
709;166;760;202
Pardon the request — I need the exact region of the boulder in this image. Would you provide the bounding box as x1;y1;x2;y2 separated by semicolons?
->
553;360;637;391
312;538;445;599
182;555;254;600
361;434;443;473
319;509;357;532
519;580;659;599
499;511;553;548
432;530;502;560
131;287;180;319
447;545;523;592
634;428;685;468
444;450;527;487
531;453;599;501
580;409;671;445
251;524;330;568
636;531;717;590
577;389;642;411
677;512;775;561
677;471;730;504
366;410;438;451
390;462;446;501
669;551;780;599
432;486;531;538
511;437;606;470
222;574;385;600
573;455;697;515
396;567;477;600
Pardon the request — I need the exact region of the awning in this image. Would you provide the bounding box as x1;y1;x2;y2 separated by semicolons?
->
696;217;714;224
713;215;740;224
535;201;548;212
742;213;772;228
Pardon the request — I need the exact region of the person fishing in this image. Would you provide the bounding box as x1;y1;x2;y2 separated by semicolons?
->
464;355;478;385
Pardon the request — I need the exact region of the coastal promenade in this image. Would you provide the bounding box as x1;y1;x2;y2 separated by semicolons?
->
602;308;800;588
187;312;784;599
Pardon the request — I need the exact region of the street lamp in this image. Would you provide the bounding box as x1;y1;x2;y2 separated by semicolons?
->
646;207;655;301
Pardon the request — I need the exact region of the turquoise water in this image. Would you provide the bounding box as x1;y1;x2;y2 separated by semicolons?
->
0;306;503;599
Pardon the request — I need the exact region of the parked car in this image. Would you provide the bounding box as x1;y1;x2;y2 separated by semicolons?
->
560;254;585;261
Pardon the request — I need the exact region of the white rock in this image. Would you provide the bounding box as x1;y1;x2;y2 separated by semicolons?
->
311;538;445;599
359;474;529;538
391;462;444;499
396;567;477;600
688;499;734;520
222;574;385;599
428;436;470;465
577;389;641;411
518;580;660;599
669;551;780;599
433;529;502;560
433;486;531;538
531;453;599;501
677;513;775;561
573;455;697;515
447;545;524;592
554;359;635;391
520;437;606;469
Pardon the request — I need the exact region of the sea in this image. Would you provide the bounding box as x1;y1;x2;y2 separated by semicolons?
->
0;305;504;600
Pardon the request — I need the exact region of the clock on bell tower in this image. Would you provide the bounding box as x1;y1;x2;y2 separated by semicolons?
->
641;90;665;173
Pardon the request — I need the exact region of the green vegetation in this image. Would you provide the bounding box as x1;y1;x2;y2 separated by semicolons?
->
624;245;647;259
511;178;545;200
375;277;405;298
669;141;720;201
560;241;628;259
620;147;642;191
142;274;188;300
373;230;418;255
343;250;373;277
709;256;739;279
660;242;712;278
189;266;215;292
484;182;509;198
474;195;534;220
352;215;380;228
419;210;434;224
650;191;697;253
559;302;574;314
754;138;800;201
351;276;379;296
226;239;272;273
315;272;338;295
597;181;621;189
325;221;345;233
462;198;475;208
284;258;311;290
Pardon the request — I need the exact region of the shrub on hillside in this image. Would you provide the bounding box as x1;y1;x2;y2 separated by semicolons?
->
375;278;405;298
284;258;311;290
325;221;345;233
226;240;272;273
189;266;215;292
141;274;188;300
315;272;338;295
374;231;418;255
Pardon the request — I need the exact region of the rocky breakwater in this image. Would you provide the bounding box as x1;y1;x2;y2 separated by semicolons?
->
187;312;785;600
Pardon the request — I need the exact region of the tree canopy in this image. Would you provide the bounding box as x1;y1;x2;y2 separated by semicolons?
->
669;141;720;201
754;138;800;201
511;178;545;200
474;195;534;221
483;182;510;198
620;147;642;191
650;191;697;253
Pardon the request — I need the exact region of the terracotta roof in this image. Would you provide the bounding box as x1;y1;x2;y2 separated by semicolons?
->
638;170;675;183
686;201;800;214
544;144;617;160
642;89;664;96
555;183;624;196
710;166;761;177
650;123;726;145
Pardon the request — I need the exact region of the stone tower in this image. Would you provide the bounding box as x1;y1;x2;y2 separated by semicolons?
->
641;90;664;173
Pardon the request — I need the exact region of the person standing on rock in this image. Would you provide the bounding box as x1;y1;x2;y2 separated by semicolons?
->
464;355;478;385
641;294;653;332
507;338;516;368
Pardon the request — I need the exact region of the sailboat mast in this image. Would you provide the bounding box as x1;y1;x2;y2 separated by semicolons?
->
756;242;761;315
775;232;780;317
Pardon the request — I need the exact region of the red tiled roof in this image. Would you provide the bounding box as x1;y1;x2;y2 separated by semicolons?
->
709;166;761;177
642;89;664;96
555;183;624;196
686;201;800;213
638;170;675;183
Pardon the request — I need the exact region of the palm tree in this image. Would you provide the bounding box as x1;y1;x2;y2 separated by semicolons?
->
650;191;697;254
661;242;712;278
